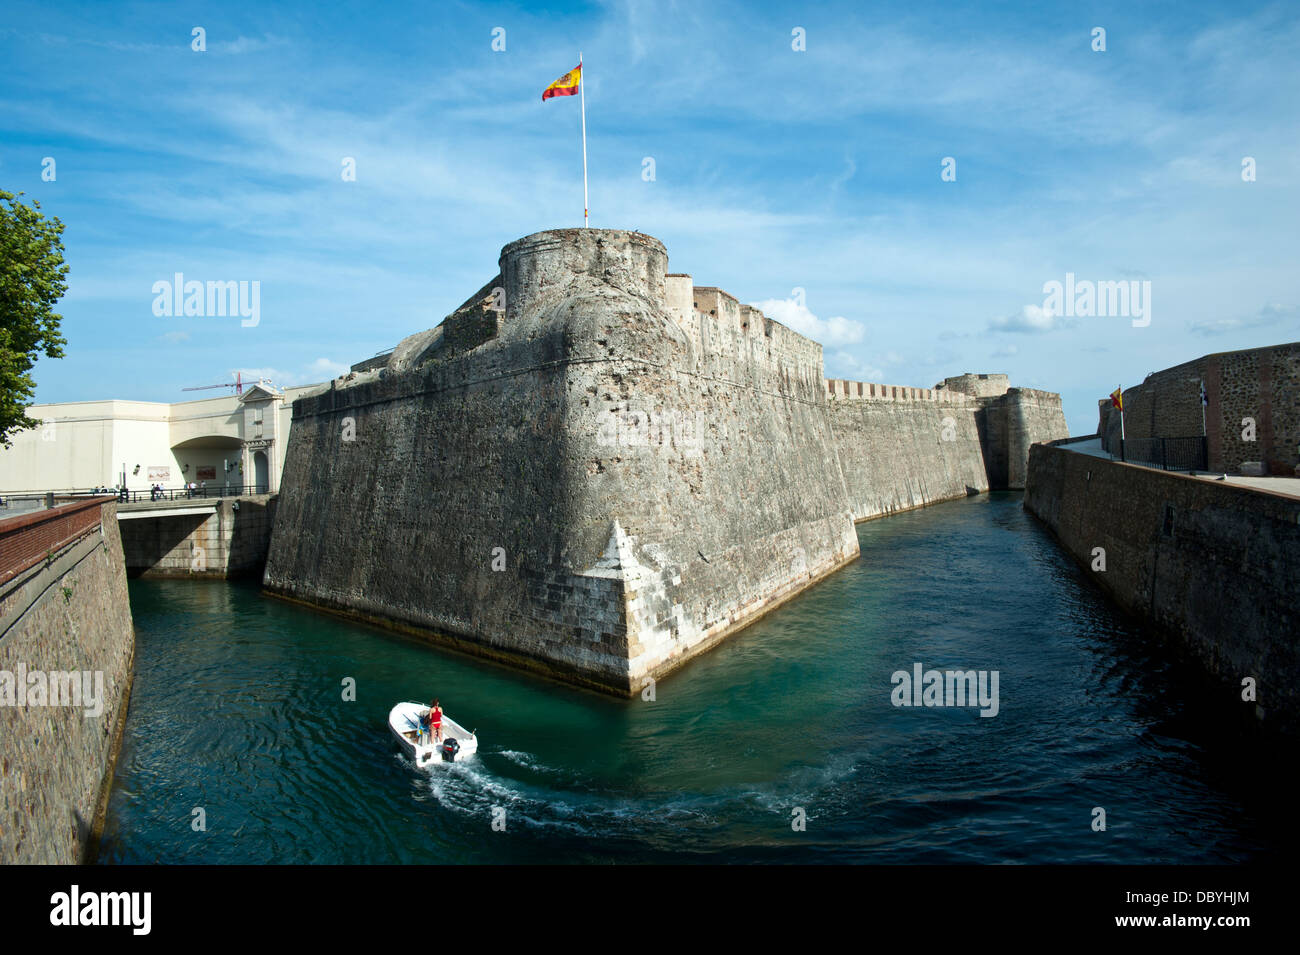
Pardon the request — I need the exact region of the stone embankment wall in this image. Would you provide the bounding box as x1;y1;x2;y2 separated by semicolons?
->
987;388;1071;490
826;378;1067;519
0;498;135;863
1100;342;1299;475
265;230;860;695
117;495;277;578
827;387;990;519
1024;441;1300;734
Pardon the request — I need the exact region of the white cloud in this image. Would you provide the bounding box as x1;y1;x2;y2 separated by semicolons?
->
749;297;866;346
991;344;1018;358
308;357;350;378
212;35;288;55
989;304;1068;334
1189;318;1243;335
159;331;190;344
1190;303;1298;335
232;359;346;388
827;351;883;381
831;155;857;191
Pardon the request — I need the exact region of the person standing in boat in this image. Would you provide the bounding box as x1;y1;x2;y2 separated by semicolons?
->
425;699;443;743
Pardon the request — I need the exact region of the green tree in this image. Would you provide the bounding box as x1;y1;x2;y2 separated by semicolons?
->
0;189;68;447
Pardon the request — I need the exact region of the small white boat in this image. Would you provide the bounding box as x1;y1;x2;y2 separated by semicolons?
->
388;701;479;767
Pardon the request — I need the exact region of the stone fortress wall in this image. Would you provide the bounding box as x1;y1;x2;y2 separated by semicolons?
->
1099;343;1300;475
1025;439;1300;733
264;230;861;694
264;229;1068;695
826;374;1068;519
1;499;135;863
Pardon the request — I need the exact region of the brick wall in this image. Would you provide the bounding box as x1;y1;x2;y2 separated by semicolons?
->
0;497;110;587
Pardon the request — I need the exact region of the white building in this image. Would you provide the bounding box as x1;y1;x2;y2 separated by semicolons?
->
0;381;326;495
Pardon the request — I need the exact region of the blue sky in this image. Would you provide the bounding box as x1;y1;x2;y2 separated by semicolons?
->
2;0;1297;435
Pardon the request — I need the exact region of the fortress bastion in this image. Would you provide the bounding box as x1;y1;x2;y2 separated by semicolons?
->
263;228;1068;694
264;229;861;694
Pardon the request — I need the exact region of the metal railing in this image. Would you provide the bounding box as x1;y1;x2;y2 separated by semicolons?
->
1119;436;1208;472
0;484;270;509
119;483;269;503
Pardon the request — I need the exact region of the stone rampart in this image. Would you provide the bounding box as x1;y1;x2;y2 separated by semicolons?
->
827;380;1067;517
1100;343;1300;475
265;230;859;694
1024;442;1300;733
0;499;135;863
265;228;1067;693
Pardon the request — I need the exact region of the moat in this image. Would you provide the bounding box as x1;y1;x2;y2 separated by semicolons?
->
94;493;1295;864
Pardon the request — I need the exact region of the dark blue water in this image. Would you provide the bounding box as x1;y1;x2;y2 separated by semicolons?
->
95;493;1293;863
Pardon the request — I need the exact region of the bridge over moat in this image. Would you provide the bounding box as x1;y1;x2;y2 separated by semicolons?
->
114;494;277;578
1;492;278;579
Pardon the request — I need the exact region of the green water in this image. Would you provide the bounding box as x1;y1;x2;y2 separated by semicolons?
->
95;493;1293;863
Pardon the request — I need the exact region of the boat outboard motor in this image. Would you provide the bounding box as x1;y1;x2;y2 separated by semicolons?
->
441;737;460;762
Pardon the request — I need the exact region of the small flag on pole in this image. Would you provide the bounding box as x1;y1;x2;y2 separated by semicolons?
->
542;63;582;100
1111;385;1127;456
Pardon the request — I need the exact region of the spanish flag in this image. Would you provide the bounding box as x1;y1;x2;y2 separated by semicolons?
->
543;63;582;100
1110;386;1123;410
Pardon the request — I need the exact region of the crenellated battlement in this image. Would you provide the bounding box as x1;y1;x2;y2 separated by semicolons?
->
826;379;974;403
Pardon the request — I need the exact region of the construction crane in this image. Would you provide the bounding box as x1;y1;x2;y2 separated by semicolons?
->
181;372;274;395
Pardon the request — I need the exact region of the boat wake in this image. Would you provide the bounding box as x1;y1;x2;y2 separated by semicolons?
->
402;746;863;848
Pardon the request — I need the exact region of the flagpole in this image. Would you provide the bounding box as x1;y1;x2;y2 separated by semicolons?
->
1118;385;1126;461
579;52;588;227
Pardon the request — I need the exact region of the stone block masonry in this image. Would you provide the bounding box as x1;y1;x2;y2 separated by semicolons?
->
828;390;990;520
1024;440;1300;734
0;499;135;863
265;230;860;695
827;377;1067;519
1100;342;1300;475
265;228;1067;695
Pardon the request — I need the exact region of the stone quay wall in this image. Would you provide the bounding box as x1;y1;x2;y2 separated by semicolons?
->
0;499;135;863
265;230;860;695
1024;441;1300;734
1100;342;1300;475
987;388;1071;490
117;495;277;578
827;389;991;520
827;378;1068;519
